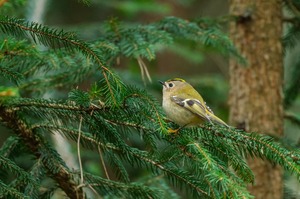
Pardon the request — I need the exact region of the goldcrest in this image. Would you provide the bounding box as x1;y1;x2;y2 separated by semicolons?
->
160;78;229;128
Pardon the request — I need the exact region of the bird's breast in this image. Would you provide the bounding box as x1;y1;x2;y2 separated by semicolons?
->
162;96;200;126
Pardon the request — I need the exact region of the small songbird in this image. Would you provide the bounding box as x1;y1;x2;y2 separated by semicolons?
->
160;78;229;129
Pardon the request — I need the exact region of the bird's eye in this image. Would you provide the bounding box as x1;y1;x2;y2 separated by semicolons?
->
168;83;174;88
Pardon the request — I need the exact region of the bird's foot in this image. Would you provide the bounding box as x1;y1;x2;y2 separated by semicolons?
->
167;128;181;134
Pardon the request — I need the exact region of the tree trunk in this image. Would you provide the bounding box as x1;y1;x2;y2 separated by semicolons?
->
229;1;283;199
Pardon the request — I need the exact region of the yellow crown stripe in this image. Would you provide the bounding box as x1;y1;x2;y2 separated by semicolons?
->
167;78;185;82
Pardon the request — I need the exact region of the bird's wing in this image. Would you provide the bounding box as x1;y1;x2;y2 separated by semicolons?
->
170;96;212;123
171;96;229;127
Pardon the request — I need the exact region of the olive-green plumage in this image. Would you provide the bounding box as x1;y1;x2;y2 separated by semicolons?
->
160;78;229;128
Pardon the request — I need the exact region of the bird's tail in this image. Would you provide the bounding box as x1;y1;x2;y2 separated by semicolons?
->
210;114;230;128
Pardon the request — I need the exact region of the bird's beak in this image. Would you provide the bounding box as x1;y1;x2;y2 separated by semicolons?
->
159;80;166;87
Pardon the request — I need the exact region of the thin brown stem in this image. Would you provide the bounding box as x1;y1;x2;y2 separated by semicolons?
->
98;146;110;180
77;116;84;199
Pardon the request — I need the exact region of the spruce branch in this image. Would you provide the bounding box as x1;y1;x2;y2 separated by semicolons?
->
0;181;28;199
3;89;299;198
82;172;162;199
6;98;105;113
156;16;245;63
0;156;37;186
122;91;167;133
0;136;20;157
201;125;300;176
0;16;120;105
164;133;252;198
6;93;300;198
120;148;211;198
32;122;210;197
0;65;23;84
0;105;83;198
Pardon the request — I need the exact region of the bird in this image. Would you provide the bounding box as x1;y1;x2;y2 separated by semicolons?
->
160;78;229;131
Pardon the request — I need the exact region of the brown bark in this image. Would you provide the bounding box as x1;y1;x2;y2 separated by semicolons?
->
229;1;283;199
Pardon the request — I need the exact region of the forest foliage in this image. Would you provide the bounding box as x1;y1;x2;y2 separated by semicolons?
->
0;0;300;198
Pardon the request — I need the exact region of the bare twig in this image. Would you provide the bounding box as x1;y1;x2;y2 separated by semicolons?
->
77;116;84;199
98;146;110;180
137;57;152;84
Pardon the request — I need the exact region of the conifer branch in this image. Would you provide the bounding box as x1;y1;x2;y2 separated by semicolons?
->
202;125;300;176
0;16;120;105
82;172;162;199
241;133;300;173
0;65;23;84
6;98;106;113
0;181;27;199
129;149;210;197
122;93;167;132
0;136;20;157
32;123;210;197
1;3;299;197
0;105;83;198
